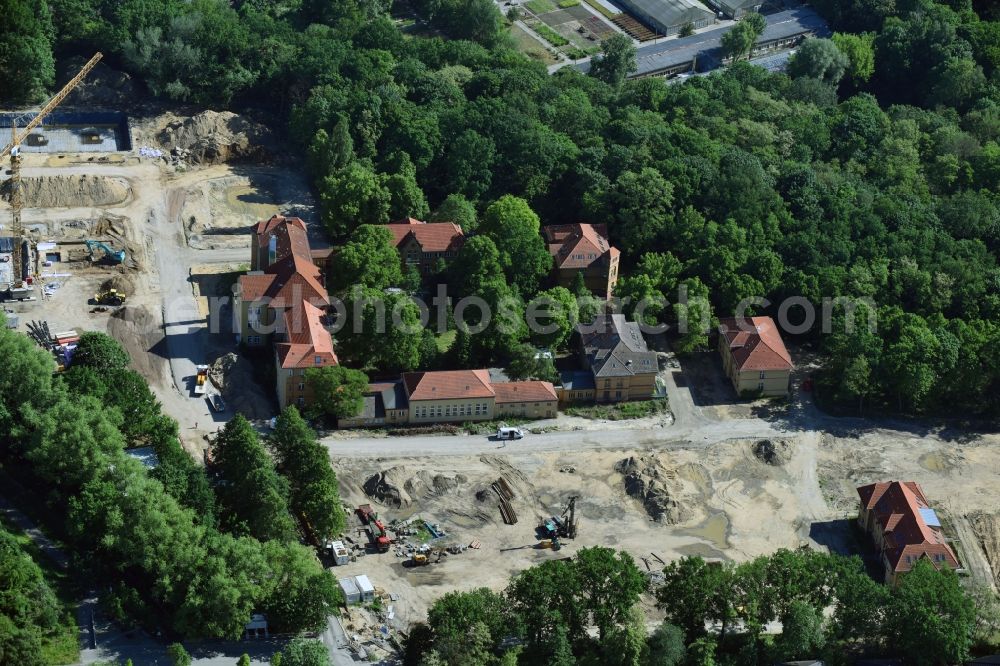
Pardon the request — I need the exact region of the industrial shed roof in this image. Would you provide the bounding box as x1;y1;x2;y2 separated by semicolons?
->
618;0;714;30
575;6;830;77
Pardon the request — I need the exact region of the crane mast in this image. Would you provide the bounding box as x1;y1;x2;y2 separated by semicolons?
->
3;52;103;293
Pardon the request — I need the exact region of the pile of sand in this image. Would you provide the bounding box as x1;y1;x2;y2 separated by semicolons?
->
100;275;135;297
155;111;273;164
2;175;131;208
363;467;467;508
752;439;791;466
615;455;692;524
208;352;274;419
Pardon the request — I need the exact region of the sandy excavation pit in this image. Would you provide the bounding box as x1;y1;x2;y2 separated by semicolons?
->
177;170;315;250
330;438;833;624
328;428;1000;626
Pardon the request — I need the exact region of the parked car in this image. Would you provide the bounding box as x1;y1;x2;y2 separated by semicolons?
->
495;426;524;441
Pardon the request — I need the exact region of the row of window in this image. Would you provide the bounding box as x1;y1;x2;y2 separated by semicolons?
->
415;402;490;419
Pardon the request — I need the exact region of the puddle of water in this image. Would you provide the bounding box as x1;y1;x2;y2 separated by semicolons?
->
683;513;730;550
918;452;949;472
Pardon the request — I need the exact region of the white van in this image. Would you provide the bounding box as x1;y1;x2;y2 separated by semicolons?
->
496;427;524;440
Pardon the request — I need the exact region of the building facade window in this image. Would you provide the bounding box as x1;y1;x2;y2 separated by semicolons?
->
247;335;261;345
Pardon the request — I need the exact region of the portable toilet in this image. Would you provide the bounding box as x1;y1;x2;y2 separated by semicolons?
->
339;577;361;605
355;574;375;603
329;540;350;566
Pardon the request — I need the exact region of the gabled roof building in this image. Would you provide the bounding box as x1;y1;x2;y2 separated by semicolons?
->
384;218;465;277
717;316;792;397
542;224;621;300
856;481;961;585
562;314;660;404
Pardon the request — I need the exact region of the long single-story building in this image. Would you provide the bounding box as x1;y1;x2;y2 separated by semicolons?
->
340;369;558;428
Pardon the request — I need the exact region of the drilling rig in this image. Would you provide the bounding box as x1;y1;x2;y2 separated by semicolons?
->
2;53;103;300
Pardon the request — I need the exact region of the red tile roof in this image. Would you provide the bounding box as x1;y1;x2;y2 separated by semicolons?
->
385;219;465;253
493;381;557;403
275;301;339;369
857;481;960;574
238;273;279;301
402;370;494;401
254;214;307;240
543;223;619;269
718;317;793;372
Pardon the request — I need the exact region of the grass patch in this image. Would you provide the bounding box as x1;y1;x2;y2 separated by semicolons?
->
530;22;570;47
558;0;580;7
565;45;602;59
581;0;617;20
0;514;80;665
509;24;559;65
435;329;456;353
525;0;557;13
565;399;669;421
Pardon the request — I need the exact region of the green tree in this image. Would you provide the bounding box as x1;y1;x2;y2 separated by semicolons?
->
505;343;558;382
268;406;345;539
591;168;673;257
275;638;330;666
590;33;637;87
73;332;131;371
775;600;825;660
479;196;552;296
527;287;578;350
645;621;686;666
261;541;342;633
787;38;849;85
384;152;430;220
657;556;732;639
832;32;875;83
320;162;390;238
211;415;296;542
574;547;647;642
0;526;61;666
238;655;251;666
887;559;975;665
0;0;55;103
427;589;507;664
721;14;765;62
304;365;369;421
431;194;478;233
339;287;423;372
167;643;192;666
327;224;403;294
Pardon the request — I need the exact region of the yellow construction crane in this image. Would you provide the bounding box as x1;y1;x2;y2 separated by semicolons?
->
1;52;103;297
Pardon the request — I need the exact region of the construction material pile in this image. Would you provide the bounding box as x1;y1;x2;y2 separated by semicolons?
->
155;111;273;164
615;455;692;524
1;175;130;208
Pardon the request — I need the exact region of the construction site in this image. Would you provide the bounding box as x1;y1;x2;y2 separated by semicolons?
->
4;51;1000;666
0;54;309;443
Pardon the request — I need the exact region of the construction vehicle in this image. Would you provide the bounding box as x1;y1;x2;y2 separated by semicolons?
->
193;365;209;395
93;288;125;306
1;53;103;300
537;538;561;551
84;240;126;265
559;496;578;539
369;517;391;553
411;553;429;566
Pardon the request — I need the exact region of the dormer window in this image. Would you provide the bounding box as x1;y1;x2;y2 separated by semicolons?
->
315;356;323;365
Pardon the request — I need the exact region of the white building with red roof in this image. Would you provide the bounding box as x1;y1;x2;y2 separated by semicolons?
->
542;223;620;300
384;217;465;277
340;369;558;427
857;481;961;585
717;316;793;397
